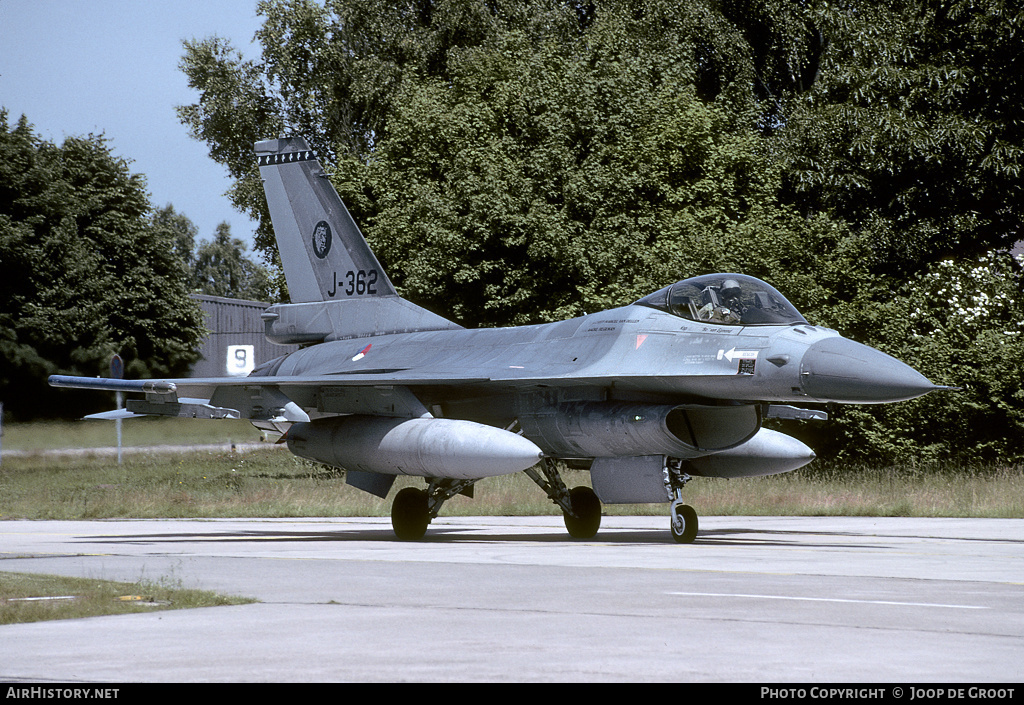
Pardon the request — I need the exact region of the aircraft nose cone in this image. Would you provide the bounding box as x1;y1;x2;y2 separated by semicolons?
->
800;337;939;403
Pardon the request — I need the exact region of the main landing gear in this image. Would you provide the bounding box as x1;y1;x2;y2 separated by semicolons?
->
389;461;602;541
390;478;476;540
525;459;601;539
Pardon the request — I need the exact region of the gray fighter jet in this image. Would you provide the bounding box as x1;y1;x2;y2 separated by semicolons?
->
50;136;947;542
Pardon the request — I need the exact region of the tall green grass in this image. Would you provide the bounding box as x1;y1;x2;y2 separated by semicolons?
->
2;442;1021;519
2;416;263;451
2;417;1021;519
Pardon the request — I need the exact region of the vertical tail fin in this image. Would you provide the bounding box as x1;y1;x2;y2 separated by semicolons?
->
255;136;395;303
255;136;460;342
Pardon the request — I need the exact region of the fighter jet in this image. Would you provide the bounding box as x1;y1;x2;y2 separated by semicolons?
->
49;136;947;543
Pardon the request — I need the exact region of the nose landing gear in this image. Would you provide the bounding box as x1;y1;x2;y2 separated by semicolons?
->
665;460;698;543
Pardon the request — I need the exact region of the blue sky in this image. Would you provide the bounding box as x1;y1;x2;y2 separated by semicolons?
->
0;1;266;249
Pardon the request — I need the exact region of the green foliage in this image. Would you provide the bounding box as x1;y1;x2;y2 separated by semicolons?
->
204;0;826;326
150;203;199;273
873;252;1023;462
179;0;826;297
764;1;1024;462
0;112;204;420
149;205;279;301
193;221;275;301
777;0;1024;277
341;33;823;326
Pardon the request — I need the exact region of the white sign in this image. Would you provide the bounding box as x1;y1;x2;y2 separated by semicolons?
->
227;345;255;376
718;347;759;362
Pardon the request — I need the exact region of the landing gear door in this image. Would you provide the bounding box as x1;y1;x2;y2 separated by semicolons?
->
590;455;669;504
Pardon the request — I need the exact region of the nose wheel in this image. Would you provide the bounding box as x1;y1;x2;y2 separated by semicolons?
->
670;503;699;543
665;460;699;543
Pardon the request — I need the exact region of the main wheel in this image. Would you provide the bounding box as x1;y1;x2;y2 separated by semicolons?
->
563;486;602;539
391;487;430;540
670;504;698;544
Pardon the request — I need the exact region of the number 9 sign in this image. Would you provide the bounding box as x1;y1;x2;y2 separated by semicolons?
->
227;345;255;376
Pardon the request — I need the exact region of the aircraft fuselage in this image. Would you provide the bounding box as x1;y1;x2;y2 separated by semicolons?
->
265;302;932;417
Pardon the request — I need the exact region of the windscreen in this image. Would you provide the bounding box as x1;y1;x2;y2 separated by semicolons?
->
635;274;807;326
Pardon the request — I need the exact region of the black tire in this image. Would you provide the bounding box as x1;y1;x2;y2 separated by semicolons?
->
564;486;602;539
391;487;430;540
670;504;699;544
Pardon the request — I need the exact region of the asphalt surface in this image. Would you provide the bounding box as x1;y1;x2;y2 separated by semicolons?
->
1;515;1022;682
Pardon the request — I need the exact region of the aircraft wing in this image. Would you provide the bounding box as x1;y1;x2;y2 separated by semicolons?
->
47;372;492;423
48;372;491;396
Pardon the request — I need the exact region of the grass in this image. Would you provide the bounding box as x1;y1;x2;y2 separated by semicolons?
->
679;463;1024;518
2;416;264;451
0;571;254;625
0;417;1021;519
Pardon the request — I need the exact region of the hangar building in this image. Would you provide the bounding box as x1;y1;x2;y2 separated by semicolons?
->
190;295;299;378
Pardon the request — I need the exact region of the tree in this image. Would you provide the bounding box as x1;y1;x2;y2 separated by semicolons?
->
775;0;1024;279
193;221;275;301
761;1;1024;461
331;21;828;326
0;112;204;420
150;203;199;275
149;206;280;300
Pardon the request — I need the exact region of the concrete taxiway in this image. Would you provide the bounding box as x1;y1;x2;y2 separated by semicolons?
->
1;515;1022;682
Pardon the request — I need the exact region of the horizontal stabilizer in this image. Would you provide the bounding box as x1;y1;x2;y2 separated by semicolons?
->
85;408;144;421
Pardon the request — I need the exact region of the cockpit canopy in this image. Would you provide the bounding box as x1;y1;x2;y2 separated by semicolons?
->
634;274;807;326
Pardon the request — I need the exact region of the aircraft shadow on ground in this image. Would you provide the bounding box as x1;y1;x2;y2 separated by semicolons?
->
77;525;890;550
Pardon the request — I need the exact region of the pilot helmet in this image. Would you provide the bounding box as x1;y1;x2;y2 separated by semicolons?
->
721;278;742;299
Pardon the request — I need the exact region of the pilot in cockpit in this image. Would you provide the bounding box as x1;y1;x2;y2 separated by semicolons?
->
698;279;743;323
718;279;744;322
638;273;808;327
